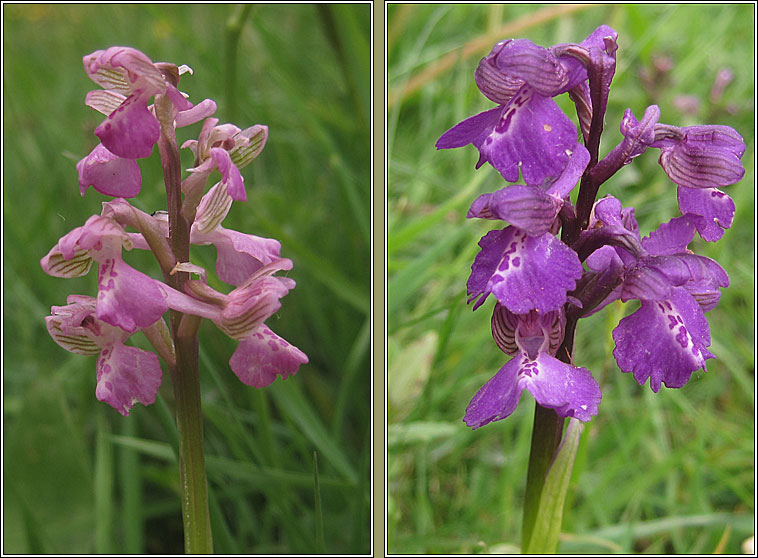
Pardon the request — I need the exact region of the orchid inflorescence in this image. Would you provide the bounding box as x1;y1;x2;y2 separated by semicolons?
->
41;46;307;416
436;26;745;428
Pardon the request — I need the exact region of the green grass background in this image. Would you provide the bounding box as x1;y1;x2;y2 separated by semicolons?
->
388;4;754;554
3;4;370;554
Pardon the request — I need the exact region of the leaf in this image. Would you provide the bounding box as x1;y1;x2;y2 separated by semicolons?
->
523;418;583;554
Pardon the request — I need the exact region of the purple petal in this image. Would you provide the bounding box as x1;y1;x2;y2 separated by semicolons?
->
203;227;283;287
467;227;582;313
76;143;142;198
575;196;644;261
464;352;600;429
229;325;308;388
466;184;561;236
95;92;160;159
436;106;503;150
652;125;746;189
543;143;589;198
474;41;525;104
478;87;582;186
641;215;697;255
490;39;569;96
464;360;522;428
83;46;164;95
96;343;162;416
175;98;218;127
521;353;601;422
677;186;735;242
612;288;713;392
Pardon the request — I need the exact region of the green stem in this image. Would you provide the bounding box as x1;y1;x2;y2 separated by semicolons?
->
173;323;213;553
521;318;579;552
521;403;565;550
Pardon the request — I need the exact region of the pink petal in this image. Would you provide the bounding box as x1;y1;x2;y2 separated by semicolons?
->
96;343;162;416
96;258;168;333
229;325;308;388
203;227;282;286
95;92;160;159
210;148;245;201
77;143;142;198
176;99;218;128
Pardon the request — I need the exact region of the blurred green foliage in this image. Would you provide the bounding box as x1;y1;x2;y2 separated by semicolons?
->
3;3;370;554
388;3;754;554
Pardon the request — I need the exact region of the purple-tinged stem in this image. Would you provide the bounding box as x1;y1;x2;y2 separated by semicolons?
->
155;91;213;554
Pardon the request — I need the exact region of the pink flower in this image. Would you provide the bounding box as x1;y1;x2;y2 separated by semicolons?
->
184;261;308;387
78;46;217;197
40;214;169;332
182;117;268;202
45;295;163;416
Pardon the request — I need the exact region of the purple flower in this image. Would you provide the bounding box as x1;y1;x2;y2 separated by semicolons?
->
466;143;590;236
190;182;283;286
580;206;730;391
467;226;583;314
435;27;620;188
83;46;190;159
464;306;601;428
612;288;715;392
45;295;163;416
651;123;745;241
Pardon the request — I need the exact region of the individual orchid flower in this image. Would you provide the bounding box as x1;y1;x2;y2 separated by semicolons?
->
181;260;309;388
650;123;745;241
40;214;172;333
571;198;729;391
181;117;269;204
78;46;217;197
464;305;601;429
435;26;619;188
45;295;164;416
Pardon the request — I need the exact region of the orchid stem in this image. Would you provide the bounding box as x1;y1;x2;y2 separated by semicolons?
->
156;94;213;554
172;328;213;554
521;316;579;552
521;403;565;551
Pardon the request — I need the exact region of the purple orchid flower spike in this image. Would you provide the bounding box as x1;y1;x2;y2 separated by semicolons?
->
464;305;601;429
45;295;163;416
437;22;746;554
